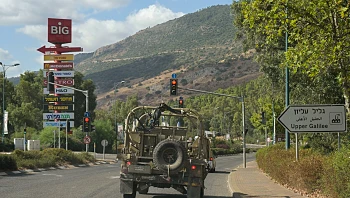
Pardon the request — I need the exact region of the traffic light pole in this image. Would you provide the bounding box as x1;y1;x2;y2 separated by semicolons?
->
47;82;89;152
177;87;247;168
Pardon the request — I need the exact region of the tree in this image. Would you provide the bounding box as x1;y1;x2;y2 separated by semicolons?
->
232;0;347;109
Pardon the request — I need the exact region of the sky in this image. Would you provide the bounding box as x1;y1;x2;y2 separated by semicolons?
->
0;0;233;78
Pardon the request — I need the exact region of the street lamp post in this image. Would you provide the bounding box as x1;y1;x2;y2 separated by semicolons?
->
114;81;125;153
1;62;19;144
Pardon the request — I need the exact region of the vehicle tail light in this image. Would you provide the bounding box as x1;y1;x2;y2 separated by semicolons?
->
191;165;196;170
126;161;131;166
210;157;213;161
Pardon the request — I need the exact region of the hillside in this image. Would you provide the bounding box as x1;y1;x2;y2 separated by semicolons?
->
72;5;261;108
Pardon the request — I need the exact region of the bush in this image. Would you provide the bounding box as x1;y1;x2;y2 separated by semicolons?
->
0;154;17;171
256;143;350;197
8;148;95;170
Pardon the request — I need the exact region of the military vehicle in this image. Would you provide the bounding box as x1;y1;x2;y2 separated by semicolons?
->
118;103;210;198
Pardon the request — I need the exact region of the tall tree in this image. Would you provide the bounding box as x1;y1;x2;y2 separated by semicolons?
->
232;0;347;109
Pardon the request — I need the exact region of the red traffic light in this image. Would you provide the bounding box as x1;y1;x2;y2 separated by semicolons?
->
179;100;183;104
84;117;90;122
171;80;177;85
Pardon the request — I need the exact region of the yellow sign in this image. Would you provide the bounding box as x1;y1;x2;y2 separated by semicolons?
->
44;54;74;61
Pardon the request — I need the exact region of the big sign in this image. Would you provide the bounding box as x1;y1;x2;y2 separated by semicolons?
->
48;18;72;44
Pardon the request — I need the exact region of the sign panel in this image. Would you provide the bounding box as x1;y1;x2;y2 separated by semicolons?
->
44;54;74;61
4;111;8;135
43;78;74;86
43;113;74;120
84;136;91;144
43;121;74;128
44;62;73;69
48;18;72;44
43;104;74;111
38;46;82;54
43;71;75;77
43;88;74;94
277;104;346;132
101;140;108;146
44;96;74;103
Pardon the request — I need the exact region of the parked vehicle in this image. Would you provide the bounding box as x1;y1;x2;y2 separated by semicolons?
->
118;103;210;198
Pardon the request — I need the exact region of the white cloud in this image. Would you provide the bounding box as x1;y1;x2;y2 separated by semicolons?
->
0;48;13;61
127;4;184;30
0;0;130;25
17;4;185;52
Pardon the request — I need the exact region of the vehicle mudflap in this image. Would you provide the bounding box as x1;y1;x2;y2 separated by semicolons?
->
120;180;135;194
187;186;203;198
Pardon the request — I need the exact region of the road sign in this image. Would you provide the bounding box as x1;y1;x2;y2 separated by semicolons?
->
48;18;72;44
101;139;108;147
43;71;75;77
277;104;346;132
43;121;74;128
84;136;91;144
44;78;74;86
43;104;74;111
84;112;91;117
44;62;73;69
44;54;74;61
38;45;82;54
43;88;75;94
43;113;74;120
172;73;177;78
44;96;74;103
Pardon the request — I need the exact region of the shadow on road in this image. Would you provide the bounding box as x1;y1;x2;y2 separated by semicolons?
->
147;193;234;198
211;170;231;174
232;192;292;198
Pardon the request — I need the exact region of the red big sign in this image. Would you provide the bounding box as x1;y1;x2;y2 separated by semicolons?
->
48;18;72;44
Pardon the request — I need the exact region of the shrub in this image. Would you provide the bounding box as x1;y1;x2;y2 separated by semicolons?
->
0;154;17;171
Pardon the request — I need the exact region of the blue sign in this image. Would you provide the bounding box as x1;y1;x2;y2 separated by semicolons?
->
84;112;91;117
171;73;177;78
179;96;183;100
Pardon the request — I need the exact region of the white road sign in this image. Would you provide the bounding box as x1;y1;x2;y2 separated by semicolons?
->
277;104;346;132
43;71;75;77
43;88;74;94
43;113;74;120
43;121;75;128
101;139;108;146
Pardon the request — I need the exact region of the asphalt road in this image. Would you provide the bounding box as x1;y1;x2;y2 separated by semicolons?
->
0;153;256;198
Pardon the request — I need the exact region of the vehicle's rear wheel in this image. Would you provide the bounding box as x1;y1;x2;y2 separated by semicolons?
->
187;186;204;198
153;139;187;174
122;182;136;198
139;187;149;194
123;193;135;198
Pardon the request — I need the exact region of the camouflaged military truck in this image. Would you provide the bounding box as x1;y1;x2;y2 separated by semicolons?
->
118;103;210;198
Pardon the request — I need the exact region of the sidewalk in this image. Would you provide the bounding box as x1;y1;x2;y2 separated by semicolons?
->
228;161;305;198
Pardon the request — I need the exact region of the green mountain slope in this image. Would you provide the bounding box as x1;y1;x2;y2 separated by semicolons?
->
73;5;261;107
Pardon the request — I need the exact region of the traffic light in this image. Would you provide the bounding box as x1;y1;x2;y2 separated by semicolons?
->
91;125;96;132
261;111;266;124
179;97;184;108
170;79;178;96
47;72;54;91
66;119;70;133
83;117;91;132
24;128;27;134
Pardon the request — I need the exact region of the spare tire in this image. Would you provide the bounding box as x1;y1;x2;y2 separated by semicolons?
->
153;139;187;173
